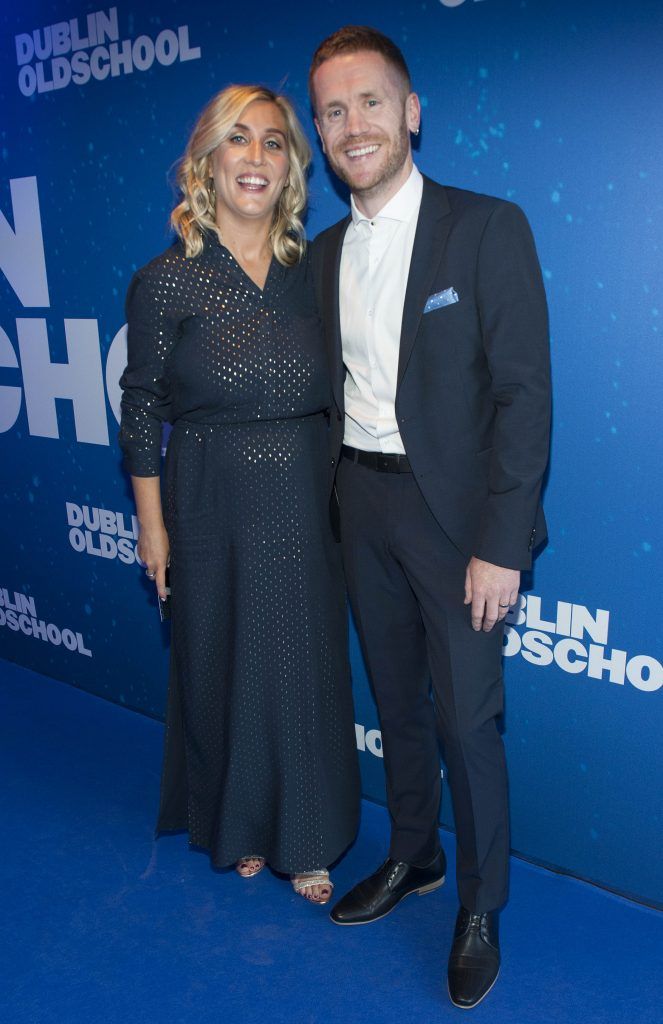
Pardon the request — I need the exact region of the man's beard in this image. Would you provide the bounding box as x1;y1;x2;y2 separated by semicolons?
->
329;121;411;199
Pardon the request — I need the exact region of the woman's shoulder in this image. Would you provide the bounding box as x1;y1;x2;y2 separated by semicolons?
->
129;239;188;286
125;239;199;313
279;245;318;318
279;243;313;289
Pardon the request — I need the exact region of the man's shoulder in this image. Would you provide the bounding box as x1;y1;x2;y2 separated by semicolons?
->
309;215;351;280
424;176;512;212
423;176;529;229
311;214;351;250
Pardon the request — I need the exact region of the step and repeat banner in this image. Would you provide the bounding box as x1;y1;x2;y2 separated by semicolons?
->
1;0;661;906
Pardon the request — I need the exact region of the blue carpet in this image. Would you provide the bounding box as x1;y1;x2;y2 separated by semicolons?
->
2;660;662;1024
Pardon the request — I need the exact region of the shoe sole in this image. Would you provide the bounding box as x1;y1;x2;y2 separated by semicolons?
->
330;874;446;926
447;966;500;1010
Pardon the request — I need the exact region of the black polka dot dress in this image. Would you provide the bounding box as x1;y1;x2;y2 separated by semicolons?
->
119;236;360;873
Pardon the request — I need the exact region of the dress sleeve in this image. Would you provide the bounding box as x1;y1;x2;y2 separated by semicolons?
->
118;267;178;477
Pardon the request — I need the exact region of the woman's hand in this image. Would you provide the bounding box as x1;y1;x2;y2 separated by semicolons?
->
131;475;170;601
138;523;170;600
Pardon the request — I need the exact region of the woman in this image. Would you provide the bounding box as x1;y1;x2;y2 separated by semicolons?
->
119;85;360;903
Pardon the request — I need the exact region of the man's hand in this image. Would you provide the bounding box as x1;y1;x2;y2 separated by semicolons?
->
464;556;520;632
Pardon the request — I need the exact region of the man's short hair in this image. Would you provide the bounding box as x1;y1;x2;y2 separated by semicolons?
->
309;25;412;106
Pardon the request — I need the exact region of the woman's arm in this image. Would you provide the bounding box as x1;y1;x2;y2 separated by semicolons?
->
119;264;179;601
132;475;170;600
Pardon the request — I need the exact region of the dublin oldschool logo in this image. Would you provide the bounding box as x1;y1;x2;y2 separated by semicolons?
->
15;6;201;97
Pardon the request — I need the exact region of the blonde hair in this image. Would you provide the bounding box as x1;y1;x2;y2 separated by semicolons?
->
171;85;311;265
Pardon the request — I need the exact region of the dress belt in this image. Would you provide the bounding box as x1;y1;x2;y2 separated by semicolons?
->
341;444;412;473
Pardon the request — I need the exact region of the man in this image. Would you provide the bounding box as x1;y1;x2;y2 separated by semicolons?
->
309;26;551;1010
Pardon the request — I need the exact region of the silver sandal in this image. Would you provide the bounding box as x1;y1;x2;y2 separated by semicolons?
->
291;869;334;904
236;856;266;877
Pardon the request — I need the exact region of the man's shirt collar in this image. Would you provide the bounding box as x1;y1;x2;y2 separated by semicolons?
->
350;164;423;229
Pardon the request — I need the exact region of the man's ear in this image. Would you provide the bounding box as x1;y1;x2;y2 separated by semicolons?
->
406;92;421;134
314;117;326;154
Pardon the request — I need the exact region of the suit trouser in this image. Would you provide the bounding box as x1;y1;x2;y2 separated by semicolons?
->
336;456;510;913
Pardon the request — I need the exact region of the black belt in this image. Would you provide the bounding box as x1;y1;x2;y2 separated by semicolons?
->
341;444;412;473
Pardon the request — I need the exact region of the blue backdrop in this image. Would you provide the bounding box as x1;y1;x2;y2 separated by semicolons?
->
1;0;661;907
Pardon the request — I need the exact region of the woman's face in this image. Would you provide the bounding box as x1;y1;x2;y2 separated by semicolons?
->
211;100;290;227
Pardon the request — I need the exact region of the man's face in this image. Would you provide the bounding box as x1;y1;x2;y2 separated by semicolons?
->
312;50;420;204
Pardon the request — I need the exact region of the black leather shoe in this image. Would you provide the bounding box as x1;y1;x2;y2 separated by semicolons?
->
329;850;446;926
447;907;500;1009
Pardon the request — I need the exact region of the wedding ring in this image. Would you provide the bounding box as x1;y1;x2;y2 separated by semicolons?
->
498;602;510;608
145;569;156;579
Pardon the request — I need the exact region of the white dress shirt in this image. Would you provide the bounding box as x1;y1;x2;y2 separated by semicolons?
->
340;164;424;454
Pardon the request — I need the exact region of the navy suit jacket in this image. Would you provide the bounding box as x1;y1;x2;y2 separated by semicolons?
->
312;175;551;571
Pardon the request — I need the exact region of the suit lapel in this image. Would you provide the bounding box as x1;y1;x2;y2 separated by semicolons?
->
322;216;350;413
397;178;453;385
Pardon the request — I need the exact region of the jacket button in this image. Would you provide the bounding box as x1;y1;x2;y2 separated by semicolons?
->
336;412;342;421
331;458;336;466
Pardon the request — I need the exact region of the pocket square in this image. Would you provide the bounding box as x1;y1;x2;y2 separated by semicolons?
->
424;287;459;314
